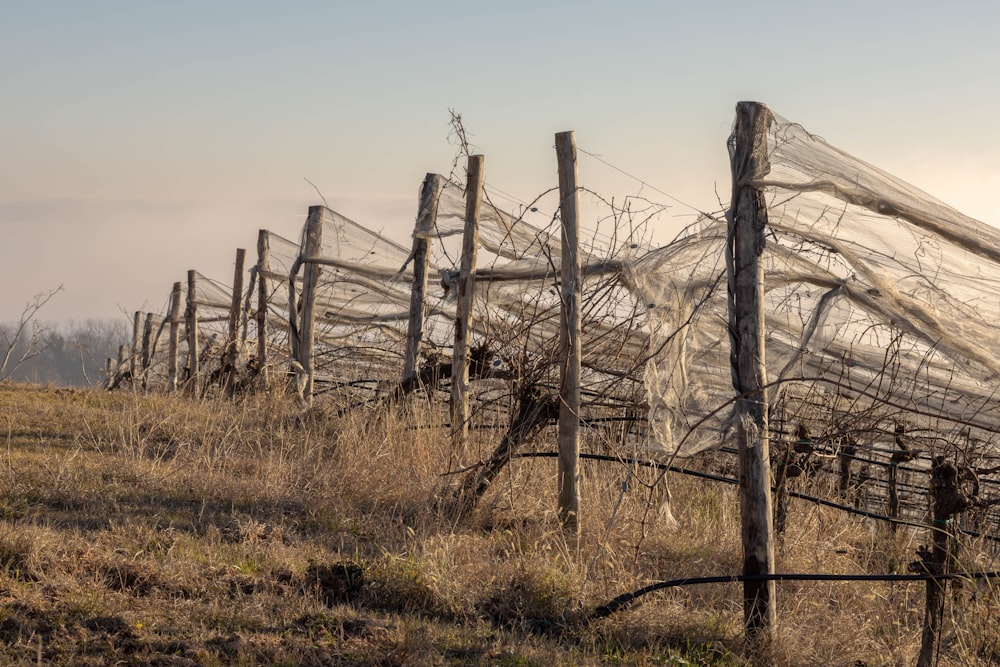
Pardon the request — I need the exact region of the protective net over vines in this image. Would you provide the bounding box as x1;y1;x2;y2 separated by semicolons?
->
253;230;301;372
637;108;1000;478
137;271;235;388
294;110;1000;475
286;204;424;398
292;174;658;415
123;103;1000;530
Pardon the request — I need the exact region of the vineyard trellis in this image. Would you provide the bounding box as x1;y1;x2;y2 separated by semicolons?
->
106;102;1000;657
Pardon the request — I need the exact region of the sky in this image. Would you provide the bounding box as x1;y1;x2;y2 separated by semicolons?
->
3;1;1000;324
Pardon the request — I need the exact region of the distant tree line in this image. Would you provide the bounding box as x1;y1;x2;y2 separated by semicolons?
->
0;318;128;387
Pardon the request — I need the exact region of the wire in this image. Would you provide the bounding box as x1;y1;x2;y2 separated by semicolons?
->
483;182;551;218
576;146;723;220
589;570;1000;621
514;452;1000;543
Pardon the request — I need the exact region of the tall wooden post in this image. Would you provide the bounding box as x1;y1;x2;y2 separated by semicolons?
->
555;131;581;536
917;458;970;667
141;312;154;390
167;281;182;393
402;174;441;382
256;230;270;387
130;311;142;382
297;206;326;406
186;270;199;396
727;101;776;637
451;157;484;451
225;248;246;393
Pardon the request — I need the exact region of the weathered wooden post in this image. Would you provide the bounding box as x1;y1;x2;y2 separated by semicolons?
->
186;270;199;396
451;157;484;452
297;206;326;406
727;101;776;637
105;346;127;389
917;458;970;667
555;130;582;536
141;312;154;390
224;248;246;393
167;281;182;392
130;311;142;382
256;230;270;387
402;174;441;382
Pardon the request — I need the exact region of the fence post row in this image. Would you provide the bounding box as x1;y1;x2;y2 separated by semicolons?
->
728;101;777;638
402;174;440;383
451;155;484;452
555;130;582;537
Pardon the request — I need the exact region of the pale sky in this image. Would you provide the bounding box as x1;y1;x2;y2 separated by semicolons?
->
3;1;999;323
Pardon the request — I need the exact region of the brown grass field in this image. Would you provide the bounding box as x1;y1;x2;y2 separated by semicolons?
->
0;382;998;665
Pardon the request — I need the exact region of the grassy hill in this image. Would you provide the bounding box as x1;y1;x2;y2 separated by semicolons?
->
0;382;997;665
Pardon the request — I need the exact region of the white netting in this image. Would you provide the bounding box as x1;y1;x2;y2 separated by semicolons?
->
139;271;235;388
244;231;299;374
134;103;1000;475
119;104;1000;535
636;108;1000;461
295;173;659;413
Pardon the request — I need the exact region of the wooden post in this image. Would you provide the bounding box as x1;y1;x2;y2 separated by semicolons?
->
556;131;582;536
224;248;246;393
229;249;247;350
186;270;199;396
256;230;270;387
141;312;154;390
297;206;326;406
167;281;182;393
451;157;484;451
917;458;970;667
130;311;142;381
727;101;776;638
403;174;440;382
108;345;127;389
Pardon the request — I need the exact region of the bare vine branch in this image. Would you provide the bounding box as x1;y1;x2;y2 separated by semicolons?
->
0;286;63;381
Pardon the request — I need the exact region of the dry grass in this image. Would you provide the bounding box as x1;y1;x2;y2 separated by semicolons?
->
0;381;997;665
